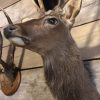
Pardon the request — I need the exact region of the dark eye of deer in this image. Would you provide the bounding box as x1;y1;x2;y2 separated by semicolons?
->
47;18;58;25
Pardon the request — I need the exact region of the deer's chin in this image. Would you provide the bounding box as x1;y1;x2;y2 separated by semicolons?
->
9;37;25;46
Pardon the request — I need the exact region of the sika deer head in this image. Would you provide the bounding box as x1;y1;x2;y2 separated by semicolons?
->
3;0;82;56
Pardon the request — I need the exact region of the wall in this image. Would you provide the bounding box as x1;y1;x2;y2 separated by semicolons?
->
0;0;100;99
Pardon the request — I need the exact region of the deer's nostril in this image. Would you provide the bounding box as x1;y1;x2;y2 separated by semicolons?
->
3;25;16;39
9;26;16;31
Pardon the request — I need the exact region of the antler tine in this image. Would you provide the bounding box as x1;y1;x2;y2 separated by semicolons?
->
6;44;15;66
54;0;69;12
32;0;40;10
32;0;45;12
57;0;62;8
38;0;45;12
56;0;68;8
0;7;13;25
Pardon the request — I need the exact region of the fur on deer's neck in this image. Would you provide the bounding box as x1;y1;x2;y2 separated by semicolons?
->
42;38;100;100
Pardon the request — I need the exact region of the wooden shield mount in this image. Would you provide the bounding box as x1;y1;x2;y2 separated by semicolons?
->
0;7;26;96
0;32;22;96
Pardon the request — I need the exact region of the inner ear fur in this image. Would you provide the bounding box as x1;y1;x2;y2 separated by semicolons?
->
63;0;82;22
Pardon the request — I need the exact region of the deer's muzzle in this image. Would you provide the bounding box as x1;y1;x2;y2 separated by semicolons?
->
4;25;31;46
4;25;16;38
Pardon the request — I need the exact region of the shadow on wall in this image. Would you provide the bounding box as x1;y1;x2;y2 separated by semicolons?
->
79;0;100;58
78;1;100;93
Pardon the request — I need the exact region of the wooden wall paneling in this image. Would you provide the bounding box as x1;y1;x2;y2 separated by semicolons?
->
0;68;54;100
0;1;21;27
0;0;41;27
82;0;97;7
0;0;20;9
20;0;40;20
74;0;100;26
72;20;100;59
1;46;43;69
84;60;100;93
14;48;43;69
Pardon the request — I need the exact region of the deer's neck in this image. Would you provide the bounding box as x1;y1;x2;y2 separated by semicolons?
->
42;42;99;100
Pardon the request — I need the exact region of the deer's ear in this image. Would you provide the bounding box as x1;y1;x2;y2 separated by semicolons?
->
63;0;82;24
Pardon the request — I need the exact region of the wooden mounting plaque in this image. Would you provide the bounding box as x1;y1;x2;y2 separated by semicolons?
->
0;71;21;96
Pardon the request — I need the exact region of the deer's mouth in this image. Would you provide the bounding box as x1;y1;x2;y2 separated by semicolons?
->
3;25;31;46
7;35;31;46
11;36;31;46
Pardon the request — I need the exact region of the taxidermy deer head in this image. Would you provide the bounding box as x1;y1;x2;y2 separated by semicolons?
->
3;0;100;100
3;0;82;52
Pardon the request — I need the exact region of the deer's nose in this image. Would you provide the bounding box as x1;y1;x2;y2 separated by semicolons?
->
4;25;16;38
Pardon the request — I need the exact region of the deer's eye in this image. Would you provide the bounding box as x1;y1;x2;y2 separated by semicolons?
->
47;18;58;25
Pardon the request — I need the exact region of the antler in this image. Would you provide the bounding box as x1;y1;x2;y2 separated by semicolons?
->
32;0;45;12
0;8;21;96
0;8;15;68
38;0;45;11
0;7;13;24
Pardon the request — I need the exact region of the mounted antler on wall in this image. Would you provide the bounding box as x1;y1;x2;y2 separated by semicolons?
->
0;8;21;96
